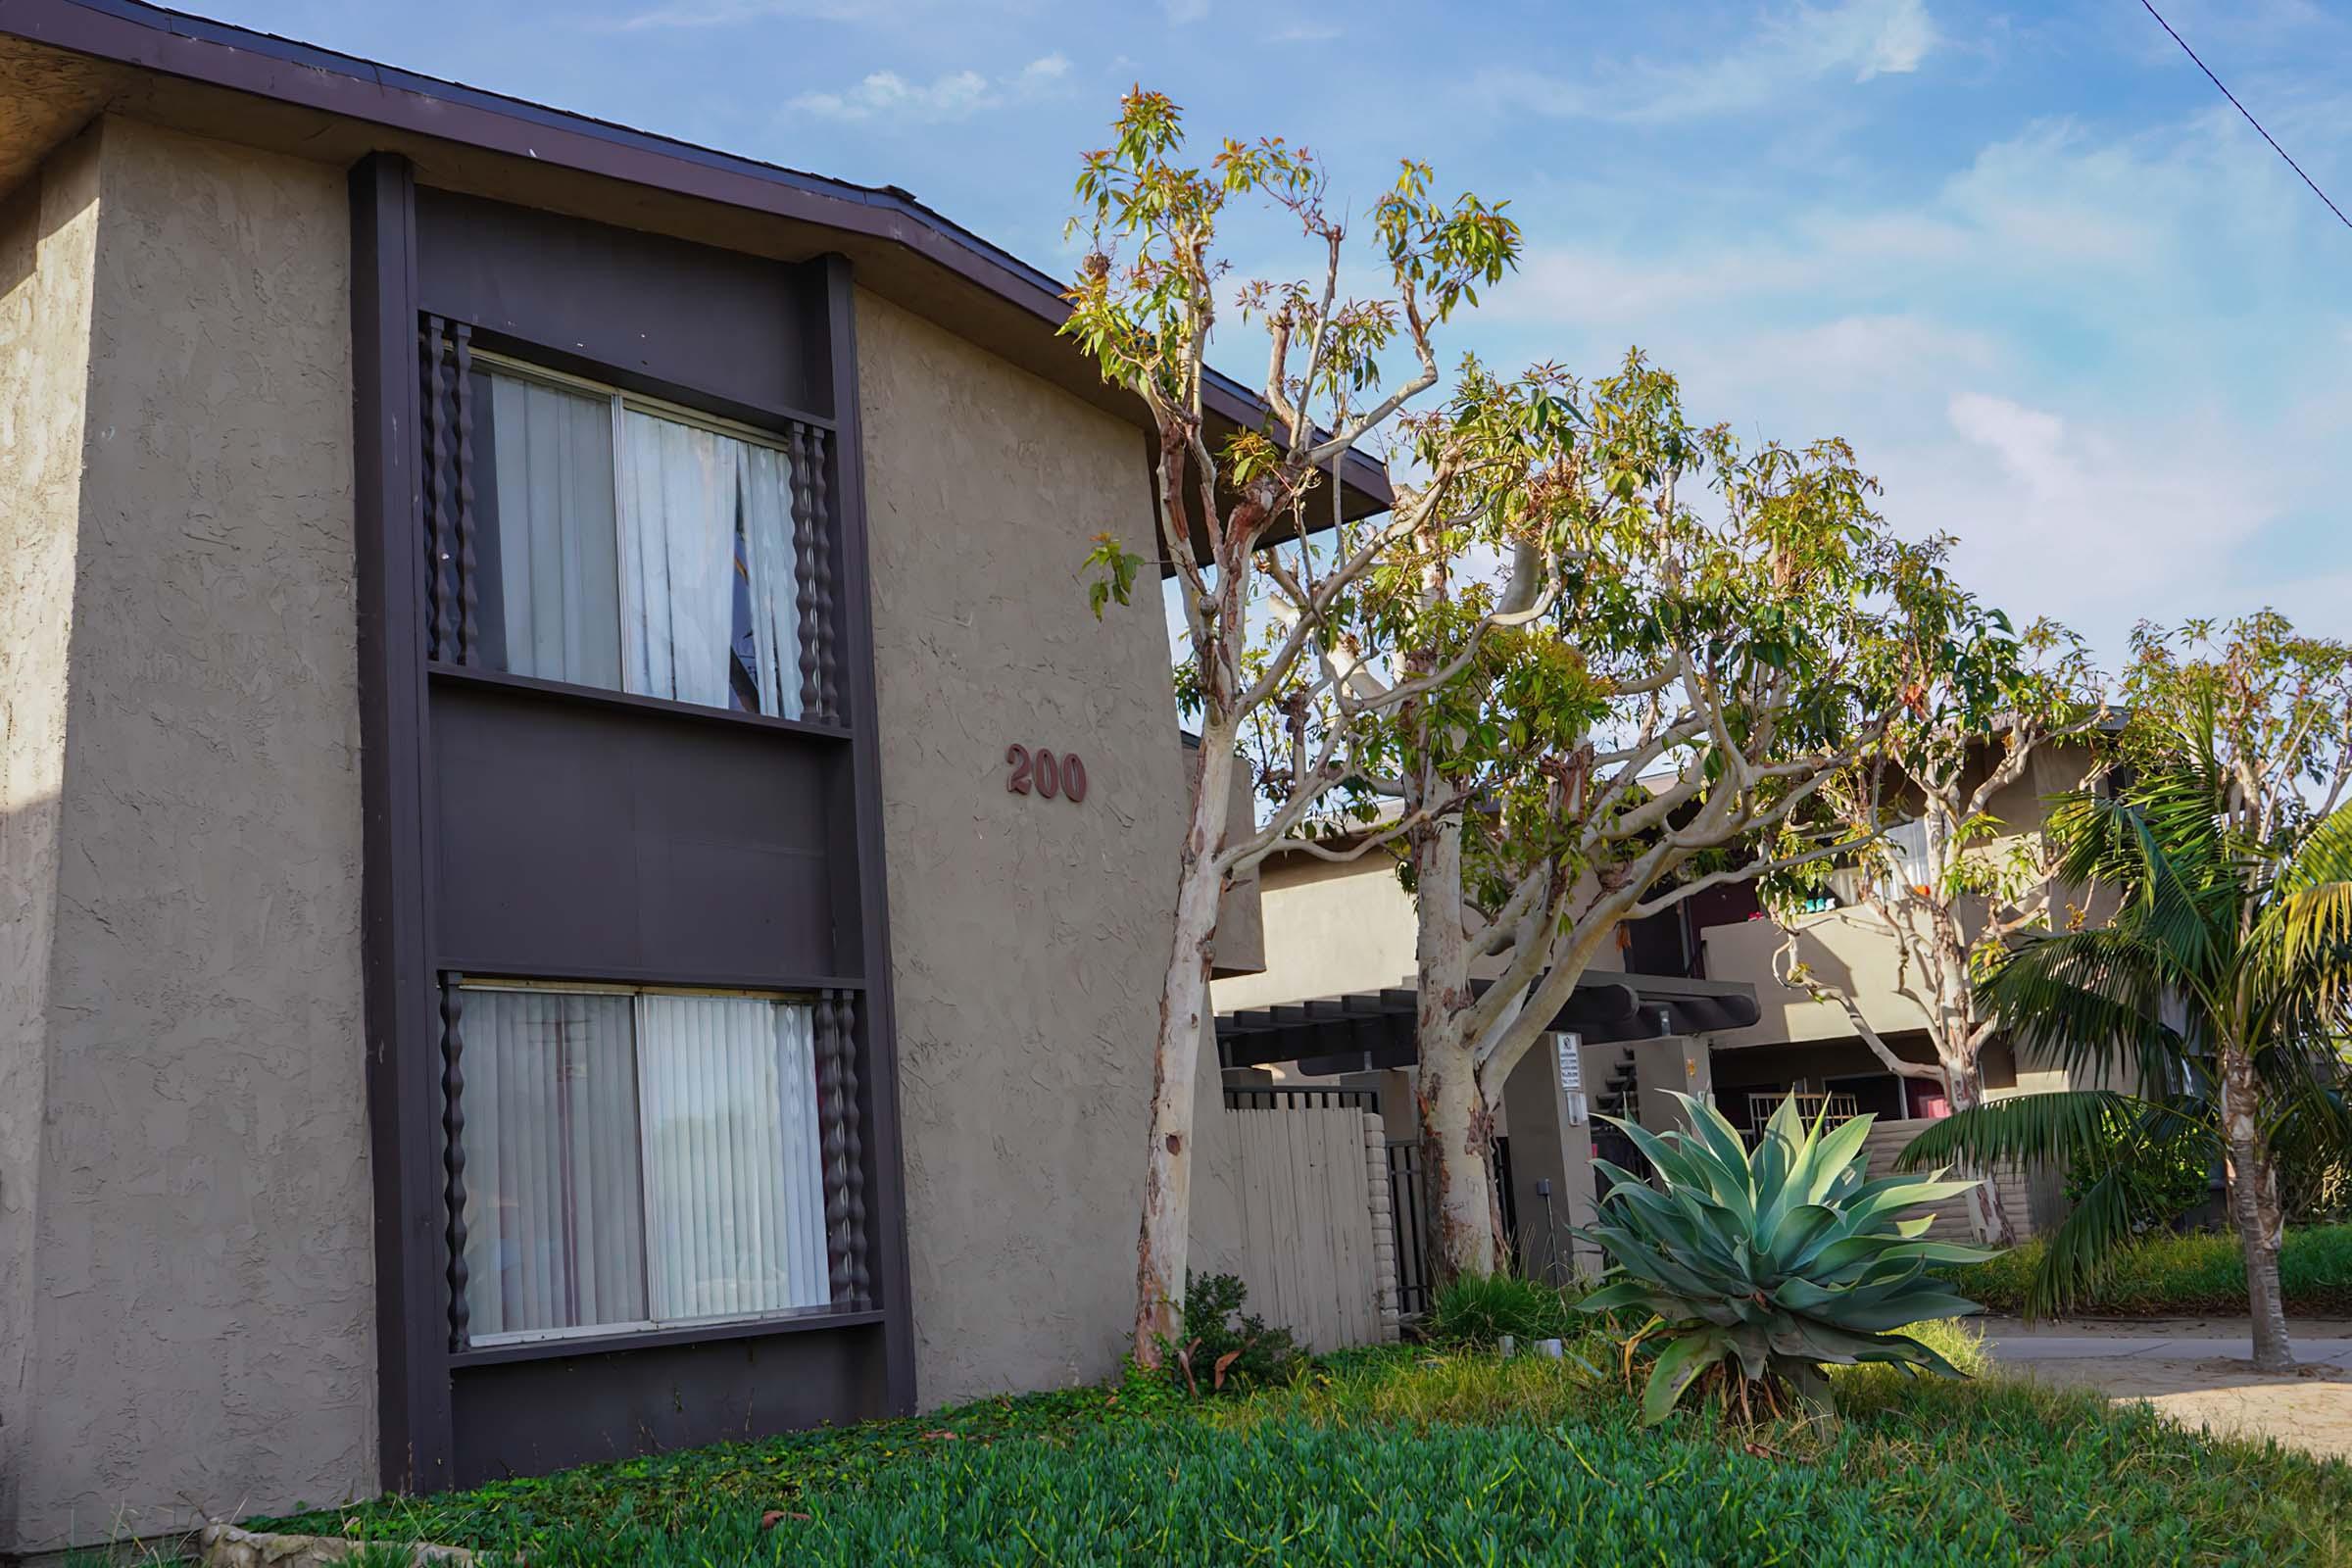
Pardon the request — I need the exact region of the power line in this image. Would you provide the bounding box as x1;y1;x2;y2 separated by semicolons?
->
2138;0;2352;233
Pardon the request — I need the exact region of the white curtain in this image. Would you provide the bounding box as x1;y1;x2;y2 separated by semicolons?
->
636;996;831;1321
462;990;647;1339
1881;817;1934;899
737;442;803;719
484;372;799;718
487;373;622;690
617;412;737;710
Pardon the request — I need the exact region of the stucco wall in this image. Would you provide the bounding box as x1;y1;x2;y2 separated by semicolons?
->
1702;908;1933;1049
1211;852;1418;1014
856;288;1230;1405
0;123;103;1555
3;119;369;1553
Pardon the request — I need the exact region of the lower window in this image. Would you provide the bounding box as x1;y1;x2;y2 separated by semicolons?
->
460;983;832;1345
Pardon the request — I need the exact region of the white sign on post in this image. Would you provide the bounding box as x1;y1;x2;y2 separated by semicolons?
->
1552;1031;1587;1125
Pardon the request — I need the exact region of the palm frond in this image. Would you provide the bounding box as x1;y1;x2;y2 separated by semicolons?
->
2026;1172;2136;1318
1982;927;2190;1088
1893;1090;2205;1173
2247;808;2352;1030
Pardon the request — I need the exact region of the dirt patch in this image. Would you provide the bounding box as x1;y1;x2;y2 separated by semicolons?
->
2009;1356;2352;1461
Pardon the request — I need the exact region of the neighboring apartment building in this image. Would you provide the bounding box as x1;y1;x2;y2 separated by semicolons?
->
0;4;1374;1553
1211;733;2111;1274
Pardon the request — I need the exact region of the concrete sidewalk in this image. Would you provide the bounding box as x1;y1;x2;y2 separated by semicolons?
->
1986;1333;2352;1368
1980;1322;2352;1461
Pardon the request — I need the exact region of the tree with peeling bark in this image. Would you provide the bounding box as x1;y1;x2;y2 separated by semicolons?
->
1908;613;2352;1373
1342;357;1980;1281
1060;91;1555;1364
1767;612;2110;1246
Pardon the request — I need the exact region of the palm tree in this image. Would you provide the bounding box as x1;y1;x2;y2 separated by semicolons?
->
1903;744;2352;1372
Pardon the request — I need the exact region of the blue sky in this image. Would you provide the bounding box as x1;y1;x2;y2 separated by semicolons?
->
202;0;2350;663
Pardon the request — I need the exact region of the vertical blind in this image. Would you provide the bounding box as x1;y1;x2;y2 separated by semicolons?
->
479;363;803;720
462;987;831;1344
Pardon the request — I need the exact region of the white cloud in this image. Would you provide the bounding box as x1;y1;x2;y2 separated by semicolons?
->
1163;0;1210;21
790;68;994;122
1015;52;1071;87
1481;0;1938;123
1475;97;2352;661
788;52;1072;122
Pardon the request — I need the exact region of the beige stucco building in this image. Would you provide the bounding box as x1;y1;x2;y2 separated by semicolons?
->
1210;737;2112;1285
0;5;1381;1555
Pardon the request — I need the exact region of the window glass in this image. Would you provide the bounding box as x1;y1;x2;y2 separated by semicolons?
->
478;364;802;719
461;985;830;1346
637;995;831;1321
463;989;646;1339
486;374;621;691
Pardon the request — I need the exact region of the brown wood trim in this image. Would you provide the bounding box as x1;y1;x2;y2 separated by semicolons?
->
447;1307;890;1369
350;151;457;1494
424;662;856;742
449;964;871;994
818;254;917;1412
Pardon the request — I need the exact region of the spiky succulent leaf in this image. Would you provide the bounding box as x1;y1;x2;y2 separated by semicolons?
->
1576;1091;1994;1422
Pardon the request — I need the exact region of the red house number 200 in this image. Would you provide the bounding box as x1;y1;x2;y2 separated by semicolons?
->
1004;744;1088;805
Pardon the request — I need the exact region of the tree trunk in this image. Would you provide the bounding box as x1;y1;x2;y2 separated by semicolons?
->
1410;815;1501;1282
1130;739;1235;1366
1417;1004;1499;1282
2220;1041;2296;1372
1941;1062;2019;1248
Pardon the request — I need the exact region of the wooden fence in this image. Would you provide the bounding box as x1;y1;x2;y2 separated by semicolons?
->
1223;1102;1399;1351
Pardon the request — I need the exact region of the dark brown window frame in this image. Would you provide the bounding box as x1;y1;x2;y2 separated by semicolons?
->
352;153;913;1494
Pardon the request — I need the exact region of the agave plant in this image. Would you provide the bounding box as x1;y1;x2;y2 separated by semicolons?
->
1576;1091;1997;1423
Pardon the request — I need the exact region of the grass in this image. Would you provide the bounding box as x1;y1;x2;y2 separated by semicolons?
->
1421;1271;1585;1346
1952;1223;2352;1318
169;1317;2352;1568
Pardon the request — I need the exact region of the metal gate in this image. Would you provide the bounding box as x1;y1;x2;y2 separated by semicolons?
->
1382;1135;1518;1316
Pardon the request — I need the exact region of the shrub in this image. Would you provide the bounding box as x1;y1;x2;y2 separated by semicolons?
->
2062;1106;2212;1230
1162;1271;1302;1396
1951;1222;2352;1317
1422;1272;1579;1347
1578;1092;1997;1422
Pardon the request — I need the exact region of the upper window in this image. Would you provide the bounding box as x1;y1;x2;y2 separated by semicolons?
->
1877;817;1933;900
473;358;804;719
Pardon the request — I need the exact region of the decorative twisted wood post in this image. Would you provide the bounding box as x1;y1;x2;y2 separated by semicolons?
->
440;972;469;1351
421;316;452;661
817;990;868;1308
808;427;838;720
790;425;823;719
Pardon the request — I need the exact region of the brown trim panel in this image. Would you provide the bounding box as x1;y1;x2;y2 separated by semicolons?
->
349;150;455;1494
351;163;916;1494
818;253;918;1412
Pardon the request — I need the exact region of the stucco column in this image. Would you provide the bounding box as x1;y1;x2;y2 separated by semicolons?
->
1633;1034;1714;1133
1500;1033;1600;1285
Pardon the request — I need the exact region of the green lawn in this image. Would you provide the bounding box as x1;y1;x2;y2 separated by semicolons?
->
220;1328;2352;1568
1951;1223;2352;1318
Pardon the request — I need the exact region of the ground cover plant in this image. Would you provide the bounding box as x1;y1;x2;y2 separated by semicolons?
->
1952;1222;2352;1318
200;1324;2352;1568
